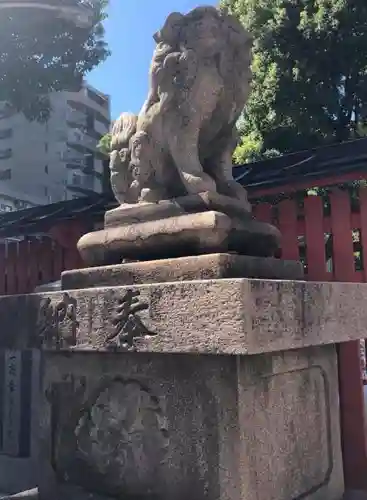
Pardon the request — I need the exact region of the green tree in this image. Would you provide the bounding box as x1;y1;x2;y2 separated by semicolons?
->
97;131;112;155
0;0;109;120
220;0;367;163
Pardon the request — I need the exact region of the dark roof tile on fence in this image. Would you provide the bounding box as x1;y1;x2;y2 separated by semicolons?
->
236;136;367;192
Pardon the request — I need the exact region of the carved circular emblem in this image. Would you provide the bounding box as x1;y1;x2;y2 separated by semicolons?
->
74;378;169;496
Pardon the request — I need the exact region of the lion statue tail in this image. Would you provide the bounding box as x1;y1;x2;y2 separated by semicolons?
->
111;112;138;151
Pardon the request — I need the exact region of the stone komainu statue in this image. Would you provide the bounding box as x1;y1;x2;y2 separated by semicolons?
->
109;6;252;209
78;6;281;267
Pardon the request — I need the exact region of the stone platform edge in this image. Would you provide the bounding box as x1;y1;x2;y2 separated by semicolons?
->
1;278;366;355
61;253;304;290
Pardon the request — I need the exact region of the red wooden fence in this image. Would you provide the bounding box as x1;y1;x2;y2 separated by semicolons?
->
3;188;367;294
0;185;367;489
253;190;366;281
0;219;84;295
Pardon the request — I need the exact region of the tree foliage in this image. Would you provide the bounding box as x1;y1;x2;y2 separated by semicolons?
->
0;0;109;120
220;0;367;163
97;131;111;156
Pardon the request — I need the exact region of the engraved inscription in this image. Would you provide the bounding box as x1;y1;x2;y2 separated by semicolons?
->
37;293;79;348
106;290;157;351
3;350;21;456
0;349;37;458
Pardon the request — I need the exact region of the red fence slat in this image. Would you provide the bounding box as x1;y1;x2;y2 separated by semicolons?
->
53;243;64;283
278;199;299;260
17;240;29;294
304;196;328;281
0;245;6;295
39;238;54;285
359;188;367;282
6;243;17;296
329;189;367;489
253;203;272;224
330;190;356;281
28;239;41;292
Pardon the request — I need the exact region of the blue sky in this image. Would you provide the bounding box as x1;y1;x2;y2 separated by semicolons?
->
88;0;215;120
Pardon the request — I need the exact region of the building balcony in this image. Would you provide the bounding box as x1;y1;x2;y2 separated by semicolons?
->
66;183;95;196
60;150;85;164
66;161;102;181
94;118;108;136
0;104;14;120
67;129;97;152
0;148;12;160
0;169;12;180
66;161;85;170
85;86;109;110
82;167;103;180
86;127;103;141
0;128;12;140
66;108;87;129
66;168;102;195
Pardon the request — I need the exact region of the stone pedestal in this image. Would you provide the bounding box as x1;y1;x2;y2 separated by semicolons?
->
0;279;366;498
77;192;281;266
62;253;304;289
1;278;359;500
39;345;341;500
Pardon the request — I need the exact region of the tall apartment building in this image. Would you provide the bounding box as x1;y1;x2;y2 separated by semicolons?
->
0;81;111;212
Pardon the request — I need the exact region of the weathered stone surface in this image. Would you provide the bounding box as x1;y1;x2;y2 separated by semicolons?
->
62;253;304;290
108;7;252;205
0;351;40;495
78;210;281;266
0;277;355;499
38;345;343;500
77;6;281;265
1;279;367;354
104;192;253;228
238;347;342;500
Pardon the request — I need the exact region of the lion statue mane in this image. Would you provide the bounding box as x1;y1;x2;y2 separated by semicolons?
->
109;6;252;209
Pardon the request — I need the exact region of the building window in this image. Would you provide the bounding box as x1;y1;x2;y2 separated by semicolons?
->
86;110;94;132
94;110;110;127
0;107;14;120
72;173;81;186
86;153;94;171
57;130;67;141
44;165;49;174
44;186;48;196
0;169;11;180
0;149;12;160
0;204;13;212
45;142;48;153
0;129;13;140
87;88;108;108
14;200;31;210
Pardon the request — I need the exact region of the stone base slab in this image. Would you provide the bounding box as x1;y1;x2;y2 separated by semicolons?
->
61;253;304;290
77;210;280;266
38;345;343;500
1;279;367;354
0;277;362;498
104;191;252;228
